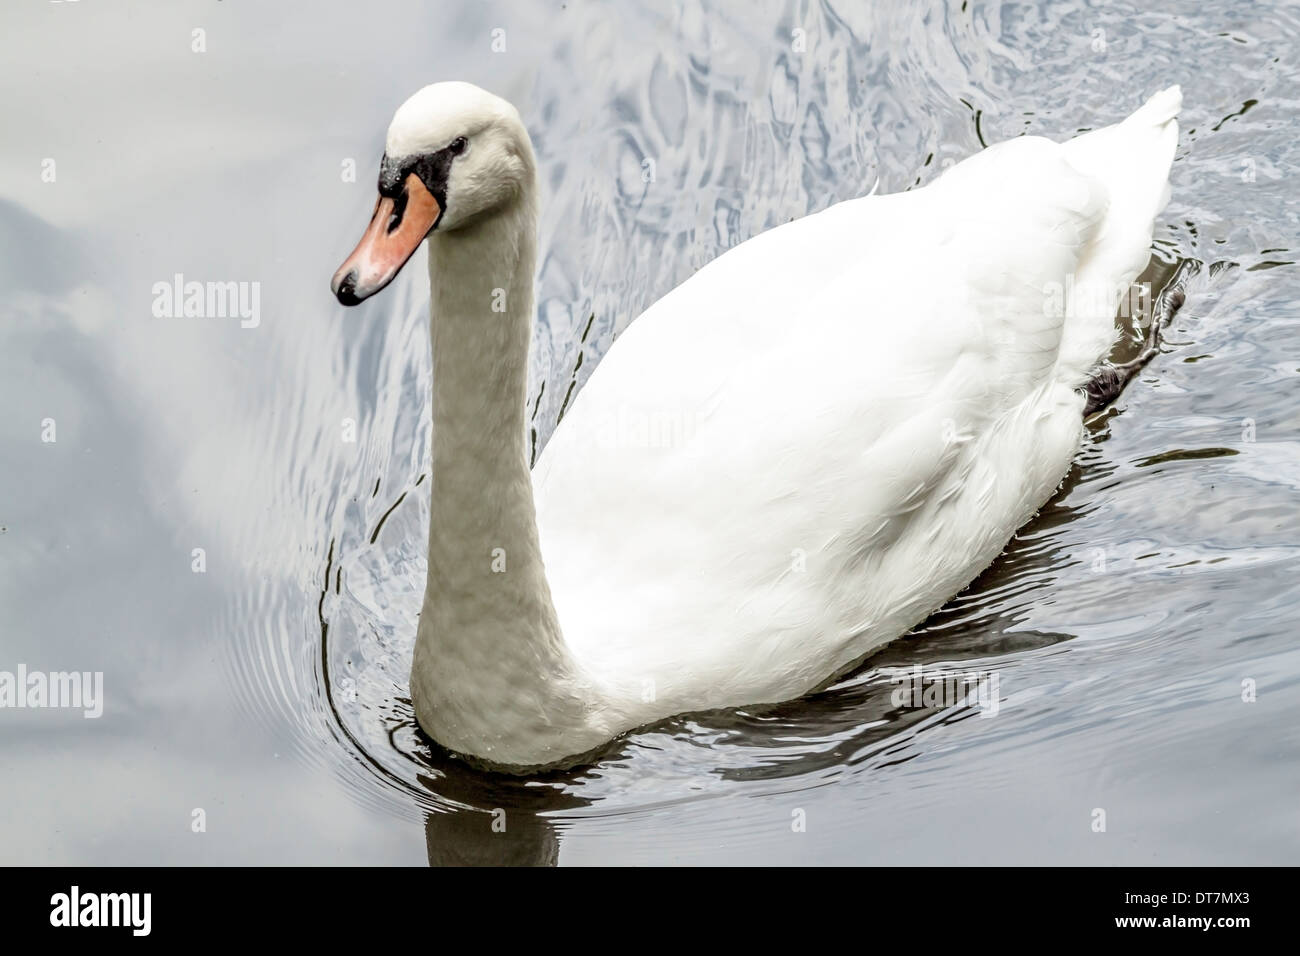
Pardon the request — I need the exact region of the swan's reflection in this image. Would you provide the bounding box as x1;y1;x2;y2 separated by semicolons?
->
416;750;594;866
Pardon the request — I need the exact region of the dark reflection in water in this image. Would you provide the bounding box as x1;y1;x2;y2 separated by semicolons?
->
3;0;1300;864
418;763;589;867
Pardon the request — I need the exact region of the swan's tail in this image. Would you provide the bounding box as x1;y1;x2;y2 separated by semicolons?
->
1053;86;1182;382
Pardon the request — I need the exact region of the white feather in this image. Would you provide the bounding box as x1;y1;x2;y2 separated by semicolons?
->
390;83;1182;768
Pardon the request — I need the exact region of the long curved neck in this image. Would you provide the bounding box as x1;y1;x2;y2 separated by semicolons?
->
426;199;541;603
410;189;601;766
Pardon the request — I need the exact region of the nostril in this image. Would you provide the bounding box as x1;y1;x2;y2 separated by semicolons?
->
334;270;361;306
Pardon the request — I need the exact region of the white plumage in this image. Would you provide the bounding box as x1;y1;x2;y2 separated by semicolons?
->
336;82;1181;770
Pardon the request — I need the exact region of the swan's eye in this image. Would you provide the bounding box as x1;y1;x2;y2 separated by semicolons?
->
448;136;468;156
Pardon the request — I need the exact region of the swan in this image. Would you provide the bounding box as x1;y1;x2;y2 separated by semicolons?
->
331;81;1182;771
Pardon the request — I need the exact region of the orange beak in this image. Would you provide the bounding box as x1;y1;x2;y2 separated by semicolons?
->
331;173;442;305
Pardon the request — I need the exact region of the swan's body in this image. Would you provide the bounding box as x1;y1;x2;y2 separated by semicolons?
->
332;82;1182;770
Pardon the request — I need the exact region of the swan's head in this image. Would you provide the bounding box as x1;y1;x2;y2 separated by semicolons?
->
331;81;533;305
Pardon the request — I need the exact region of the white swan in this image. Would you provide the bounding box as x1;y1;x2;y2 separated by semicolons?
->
331;81;1182;770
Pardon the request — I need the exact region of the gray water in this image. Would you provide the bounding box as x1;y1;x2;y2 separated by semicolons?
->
2;0;1298;865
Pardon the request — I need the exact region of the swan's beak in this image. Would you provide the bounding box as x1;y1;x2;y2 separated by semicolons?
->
331;173;442;306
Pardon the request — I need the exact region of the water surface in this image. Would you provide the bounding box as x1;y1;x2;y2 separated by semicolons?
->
2;0;1298;864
